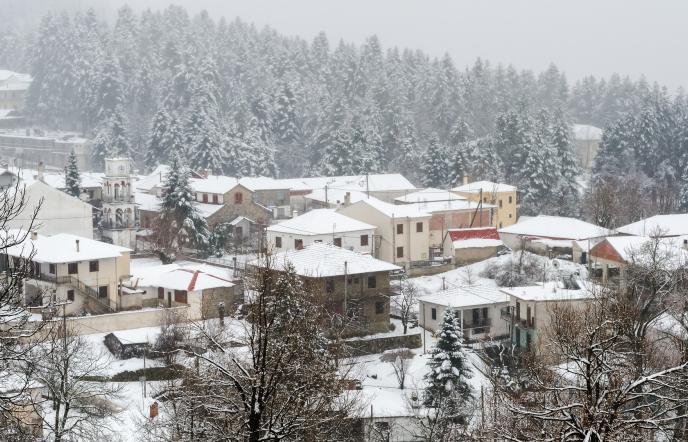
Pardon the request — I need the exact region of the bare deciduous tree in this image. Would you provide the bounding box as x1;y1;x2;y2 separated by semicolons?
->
381;348;414;389
392;275;418;334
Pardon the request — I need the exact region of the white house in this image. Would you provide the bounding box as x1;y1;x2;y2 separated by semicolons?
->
7;180;94;238
266;209;377;254
418;284;510;341
498;215;610;256
2;231;131;316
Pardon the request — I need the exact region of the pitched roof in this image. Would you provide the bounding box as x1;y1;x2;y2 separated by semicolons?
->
419;284;508;308
274;173;416;193
267;209;375;235
190;175;240;194
133;191;224;218
351;197;431;218
498;215;610;240
130;264;235;291
3;231;130;263
453;180;516;193
592;235;688;265
304;188;368;205
448;227;500;242
394;188;467;203
617;214;688;237
249;242;401;277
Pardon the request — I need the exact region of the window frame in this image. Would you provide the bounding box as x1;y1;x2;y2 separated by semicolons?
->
360;234;369;246
67;262;78;275
275;236;282;248
375;301;385;314
89;260;99;272
367;275;376;289
396;246;404;259
396;223;403;235
416;222;423;233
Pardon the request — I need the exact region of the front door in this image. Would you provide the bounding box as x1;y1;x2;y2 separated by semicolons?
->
158;287;164;300
98;285;108;299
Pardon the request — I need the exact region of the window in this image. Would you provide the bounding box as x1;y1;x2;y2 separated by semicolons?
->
515;327;521;346
68;263;78;275
431;308;437;320
508;196;513;204
416;222;423;233
396;223;403;234
509;213;512;218
235;226;243;237
212;194;219;204
158;287;164;299
49;263;56;274
396;246;404;258
333;237;342;247
275;236;282;248
360;234;369;246
499;222;503;228
174;290;188;304
202;193;208;203
367;276;376;288
499;199;503;208
374;422;390;432
295;239;304;250
326;279;335;293
234;192;243;204
89;260;99;272
375;301;385;314
516;302;521;319
98;286;108;299
67;289;75;301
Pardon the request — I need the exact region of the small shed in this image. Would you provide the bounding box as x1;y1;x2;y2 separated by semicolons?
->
443;227;504;266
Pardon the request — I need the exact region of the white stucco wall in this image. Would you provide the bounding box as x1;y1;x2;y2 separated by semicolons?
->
266;228;376;254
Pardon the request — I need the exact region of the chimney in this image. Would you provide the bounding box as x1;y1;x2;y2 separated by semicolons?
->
30;231;37;241
37;162;45;182
197;169;209;179
462;175;469;186
344;192;351;207
75;239;80;253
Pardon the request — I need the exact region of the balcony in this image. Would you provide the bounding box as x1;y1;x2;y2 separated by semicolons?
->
500;307;535;329
461;317;492;340
102;194;135;204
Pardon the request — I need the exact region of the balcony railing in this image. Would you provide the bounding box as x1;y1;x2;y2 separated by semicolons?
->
29;273;72;284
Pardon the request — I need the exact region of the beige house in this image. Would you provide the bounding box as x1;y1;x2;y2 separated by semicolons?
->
338;198;431;268
394;188;494;254
500;279;594;354
129;263;240;320
442;227;505;266
418;285;509;341
453;180;518;228
249;243;401;333
3;231;131;316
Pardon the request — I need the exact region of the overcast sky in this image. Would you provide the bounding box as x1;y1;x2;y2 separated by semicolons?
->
36;0;688;91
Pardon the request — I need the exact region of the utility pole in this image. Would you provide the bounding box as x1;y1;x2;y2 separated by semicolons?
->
343;261;348;316
325;184;328;206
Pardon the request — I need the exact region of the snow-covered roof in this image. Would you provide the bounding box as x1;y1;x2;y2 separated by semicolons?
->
239;176;290;191
394;188;467;204
267;209;375;235
617;214;688;237
130;263;235;292
274;173;416;193
498;215;610;240
304;188;368;205
500;280;593;302
3;231;131;263
453;238;504;249
250;242;401;277
453;180;516;193
418;284;508;308
572;124;603;141
190;175;239;194
594;235;688;264
135;165;170;192
229;216;254;226
351;197;431;219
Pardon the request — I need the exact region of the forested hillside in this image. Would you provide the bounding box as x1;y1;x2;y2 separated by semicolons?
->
3;4;688;221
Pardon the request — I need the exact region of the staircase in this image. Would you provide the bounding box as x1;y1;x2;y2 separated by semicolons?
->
66;276;115;314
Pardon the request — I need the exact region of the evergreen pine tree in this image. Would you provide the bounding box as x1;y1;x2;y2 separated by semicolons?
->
189;116;225;174
550;109;581;216
424;309;472;418
157;153;210;257
520;126;558;215
145;108;170;170
107;106;131;158
64;151;81;197
469;137;504;182
421;136;450;187
91;126;110;170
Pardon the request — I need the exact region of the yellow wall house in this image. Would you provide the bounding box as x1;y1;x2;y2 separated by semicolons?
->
453;179;518;228
3;231;131;316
